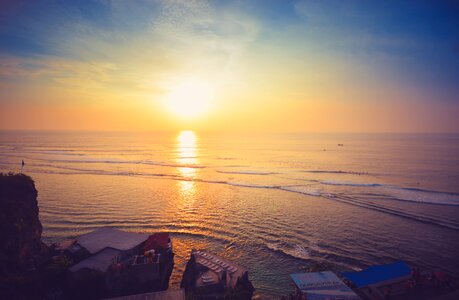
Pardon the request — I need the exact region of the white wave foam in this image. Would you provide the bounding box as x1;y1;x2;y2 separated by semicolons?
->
280;186;321;196
320;180;381;187
226;182;279;189
315;179;459;206
266;243;310;260
217;170;276;175
384;187;459;206
304;170;367;175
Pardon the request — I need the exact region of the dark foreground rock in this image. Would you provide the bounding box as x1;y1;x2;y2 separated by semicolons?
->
0;173;57;299
0;173;48;274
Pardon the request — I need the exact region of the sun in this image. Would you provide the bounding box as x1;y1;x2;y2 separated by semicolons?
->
165;79;214;119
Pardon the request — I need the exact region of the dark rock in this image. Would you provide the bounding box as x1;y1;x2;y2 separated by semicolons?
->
0;173;48;274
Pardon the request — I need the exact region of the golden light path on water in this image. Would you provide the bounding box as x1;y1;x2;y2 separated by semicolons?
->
176;130;198;200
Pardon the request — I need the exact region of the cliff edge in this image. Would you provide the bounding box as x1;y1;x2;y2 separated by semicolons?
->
0;173;47;274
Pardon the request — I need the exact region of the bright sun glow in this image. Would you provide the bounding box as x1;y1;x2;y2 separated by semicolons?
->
165;80;213;119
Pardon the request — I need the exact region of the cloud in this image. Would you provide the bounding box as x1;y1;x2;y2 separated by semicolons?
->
150;0;259;73
0;54;118;95
0;0;261;101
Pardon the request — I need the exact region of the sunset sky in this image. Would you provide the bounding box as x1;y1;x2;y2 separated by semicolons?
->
1;0;459;132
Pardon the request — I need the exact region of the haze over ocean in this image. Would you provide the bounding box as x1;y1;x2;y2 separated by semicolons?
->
1;131;458;297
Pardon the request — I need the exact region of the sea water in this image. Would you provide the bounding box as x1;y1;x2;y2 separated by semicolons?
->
1;131;459;297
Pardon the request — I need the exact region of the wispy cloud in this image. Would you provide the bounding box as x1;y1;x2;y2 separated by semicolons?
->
1;0;261;100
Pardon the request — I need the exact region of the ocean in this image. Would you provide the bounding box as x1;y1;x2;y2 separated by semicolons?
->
1;131;459;297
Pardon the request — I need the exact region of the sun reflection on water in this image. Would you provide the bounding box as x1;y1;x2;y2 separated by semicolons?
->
176;130;198;197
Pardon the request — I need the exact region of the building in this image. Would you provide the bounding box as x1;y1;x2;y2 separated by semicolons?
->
290;271;361;300
57;227;174;298
181;249;254;300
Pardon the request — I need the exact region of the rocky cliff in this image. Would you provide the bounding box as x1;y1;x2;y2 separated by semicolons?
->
0;173;47;274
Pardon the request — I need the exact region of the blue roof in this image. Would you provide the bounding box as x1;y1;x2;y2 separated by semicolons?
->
342;261;411;288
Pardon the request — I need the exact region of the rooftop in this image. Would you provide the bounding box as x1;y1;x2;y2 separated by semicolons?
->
69;247;121;273
105;289;185;300
342;261;412;289
192;250;247;289
290;271;361;300
76;227;149;254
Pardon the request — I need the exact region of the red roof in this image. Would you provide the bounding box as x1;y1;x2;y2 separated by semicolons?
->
144;233;170;253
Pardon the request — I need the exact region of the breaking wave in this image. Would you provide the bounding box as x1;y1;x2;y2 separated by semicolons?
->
303;170;368;175
266;243;311;260
385;187;459;206
280;186;322;196
217;170;278;175
318;180;382;187
226;182;280;189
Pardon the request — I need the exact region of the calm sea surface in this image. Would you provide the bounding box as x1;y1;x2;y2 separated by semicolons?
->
1;131;459;297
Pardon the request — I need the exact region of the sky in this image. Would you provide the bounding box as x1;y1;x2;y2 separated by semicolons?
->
1;0;459;132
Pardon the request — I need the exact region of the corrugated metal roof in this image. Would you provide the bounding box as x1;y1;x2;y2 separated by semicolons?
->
69;247;121;272
290;271;361;300
76;227;149;254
